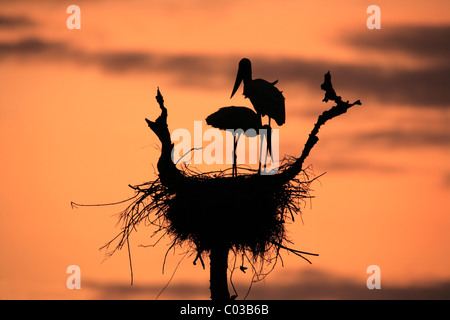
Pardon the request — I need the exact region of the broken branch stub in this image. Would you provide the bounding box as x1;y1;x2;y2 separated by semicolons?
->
145;88;185;191
276;71;362;182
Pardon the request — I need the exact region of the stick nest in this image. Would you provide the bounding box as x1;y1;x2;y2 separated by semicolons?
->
101;160;319;271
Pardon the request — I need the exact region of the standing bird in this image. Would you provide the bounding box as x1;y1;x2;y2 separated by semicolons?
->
206;106;271;176
230;58;285;127
230;58;285;166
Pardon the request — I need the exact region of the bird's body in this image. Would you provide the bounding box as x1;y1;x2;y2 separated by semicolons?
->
243;79;285;126
205;106;271;176
204;58;284;176
205;106;262;135
231;58;285;126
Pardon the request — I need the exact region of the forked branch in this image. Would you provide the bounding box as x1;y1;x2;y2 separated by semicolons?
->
278;71;362;182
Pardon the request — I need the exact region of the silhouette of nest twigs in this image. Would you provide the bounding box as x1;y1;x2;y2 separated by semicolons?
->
98;158;321;275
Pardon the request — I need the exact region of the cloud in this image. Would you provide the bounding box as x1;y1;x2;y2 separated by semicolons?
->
83;268;450;300
340;24;450;109
248;57;450;109
0;37;233;87
0;38;68;58
0;13;35;29
248;269;450;300
315;159;403;173
347;25;450;62
93;52;235;89
443;172;450;189
1;27;449;109
83;279;208;300
353;129;450;149
335;65;449;109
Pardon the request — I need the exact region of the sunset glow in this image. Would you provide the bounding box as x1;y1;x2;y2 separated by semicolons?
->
1;0;449;299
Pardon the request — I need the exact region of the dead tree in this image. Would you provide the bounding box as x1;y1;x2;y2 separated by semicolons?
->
142;72;360;300
76;71;361;301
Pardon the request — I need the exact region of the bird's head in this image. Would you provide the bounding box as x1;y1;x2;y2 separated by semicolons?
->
231;58;252;99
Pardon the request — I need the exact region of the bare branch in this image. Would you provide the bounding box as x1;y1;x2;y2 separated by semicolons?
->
278;71;362;182
145;88;186;191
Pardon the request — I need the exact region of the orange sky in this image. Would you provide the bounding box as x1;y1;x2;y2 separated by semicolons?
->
1;0;449;299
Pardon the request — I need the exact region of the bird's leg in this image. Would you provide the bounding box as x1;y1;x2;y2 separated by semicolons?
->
258;115;263;175
232;135;236;177
263;117;272;170
267;123;273;163
258;140;262;175
234;132;243;177
233;134;238;177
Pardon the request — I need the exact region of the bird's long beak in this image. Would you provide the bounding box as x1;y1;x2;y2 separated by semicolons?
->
230;67;244;98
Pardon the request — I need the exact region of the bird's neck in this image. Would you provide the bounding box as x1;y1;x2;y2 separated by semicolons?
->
243;71;252;84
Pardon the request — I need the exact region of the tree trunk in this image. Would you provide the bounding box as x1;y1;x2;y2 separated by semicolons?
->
209;244;230;301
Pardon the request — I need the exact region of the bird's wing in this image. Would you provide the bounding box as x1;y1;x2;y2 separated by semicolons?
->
247;79;285;126
206;106;261;131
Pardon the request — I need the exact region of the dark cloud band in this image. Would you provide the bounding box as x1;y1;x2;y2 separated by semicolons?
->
1;24;449;109
0;14;35;29
346;25;450;62
82;268;450;299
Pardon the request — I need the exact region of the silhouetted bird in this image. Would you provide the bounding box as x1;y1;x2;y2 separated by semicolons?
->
230;58;286;127
206;106;271;176
206;106;262;133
